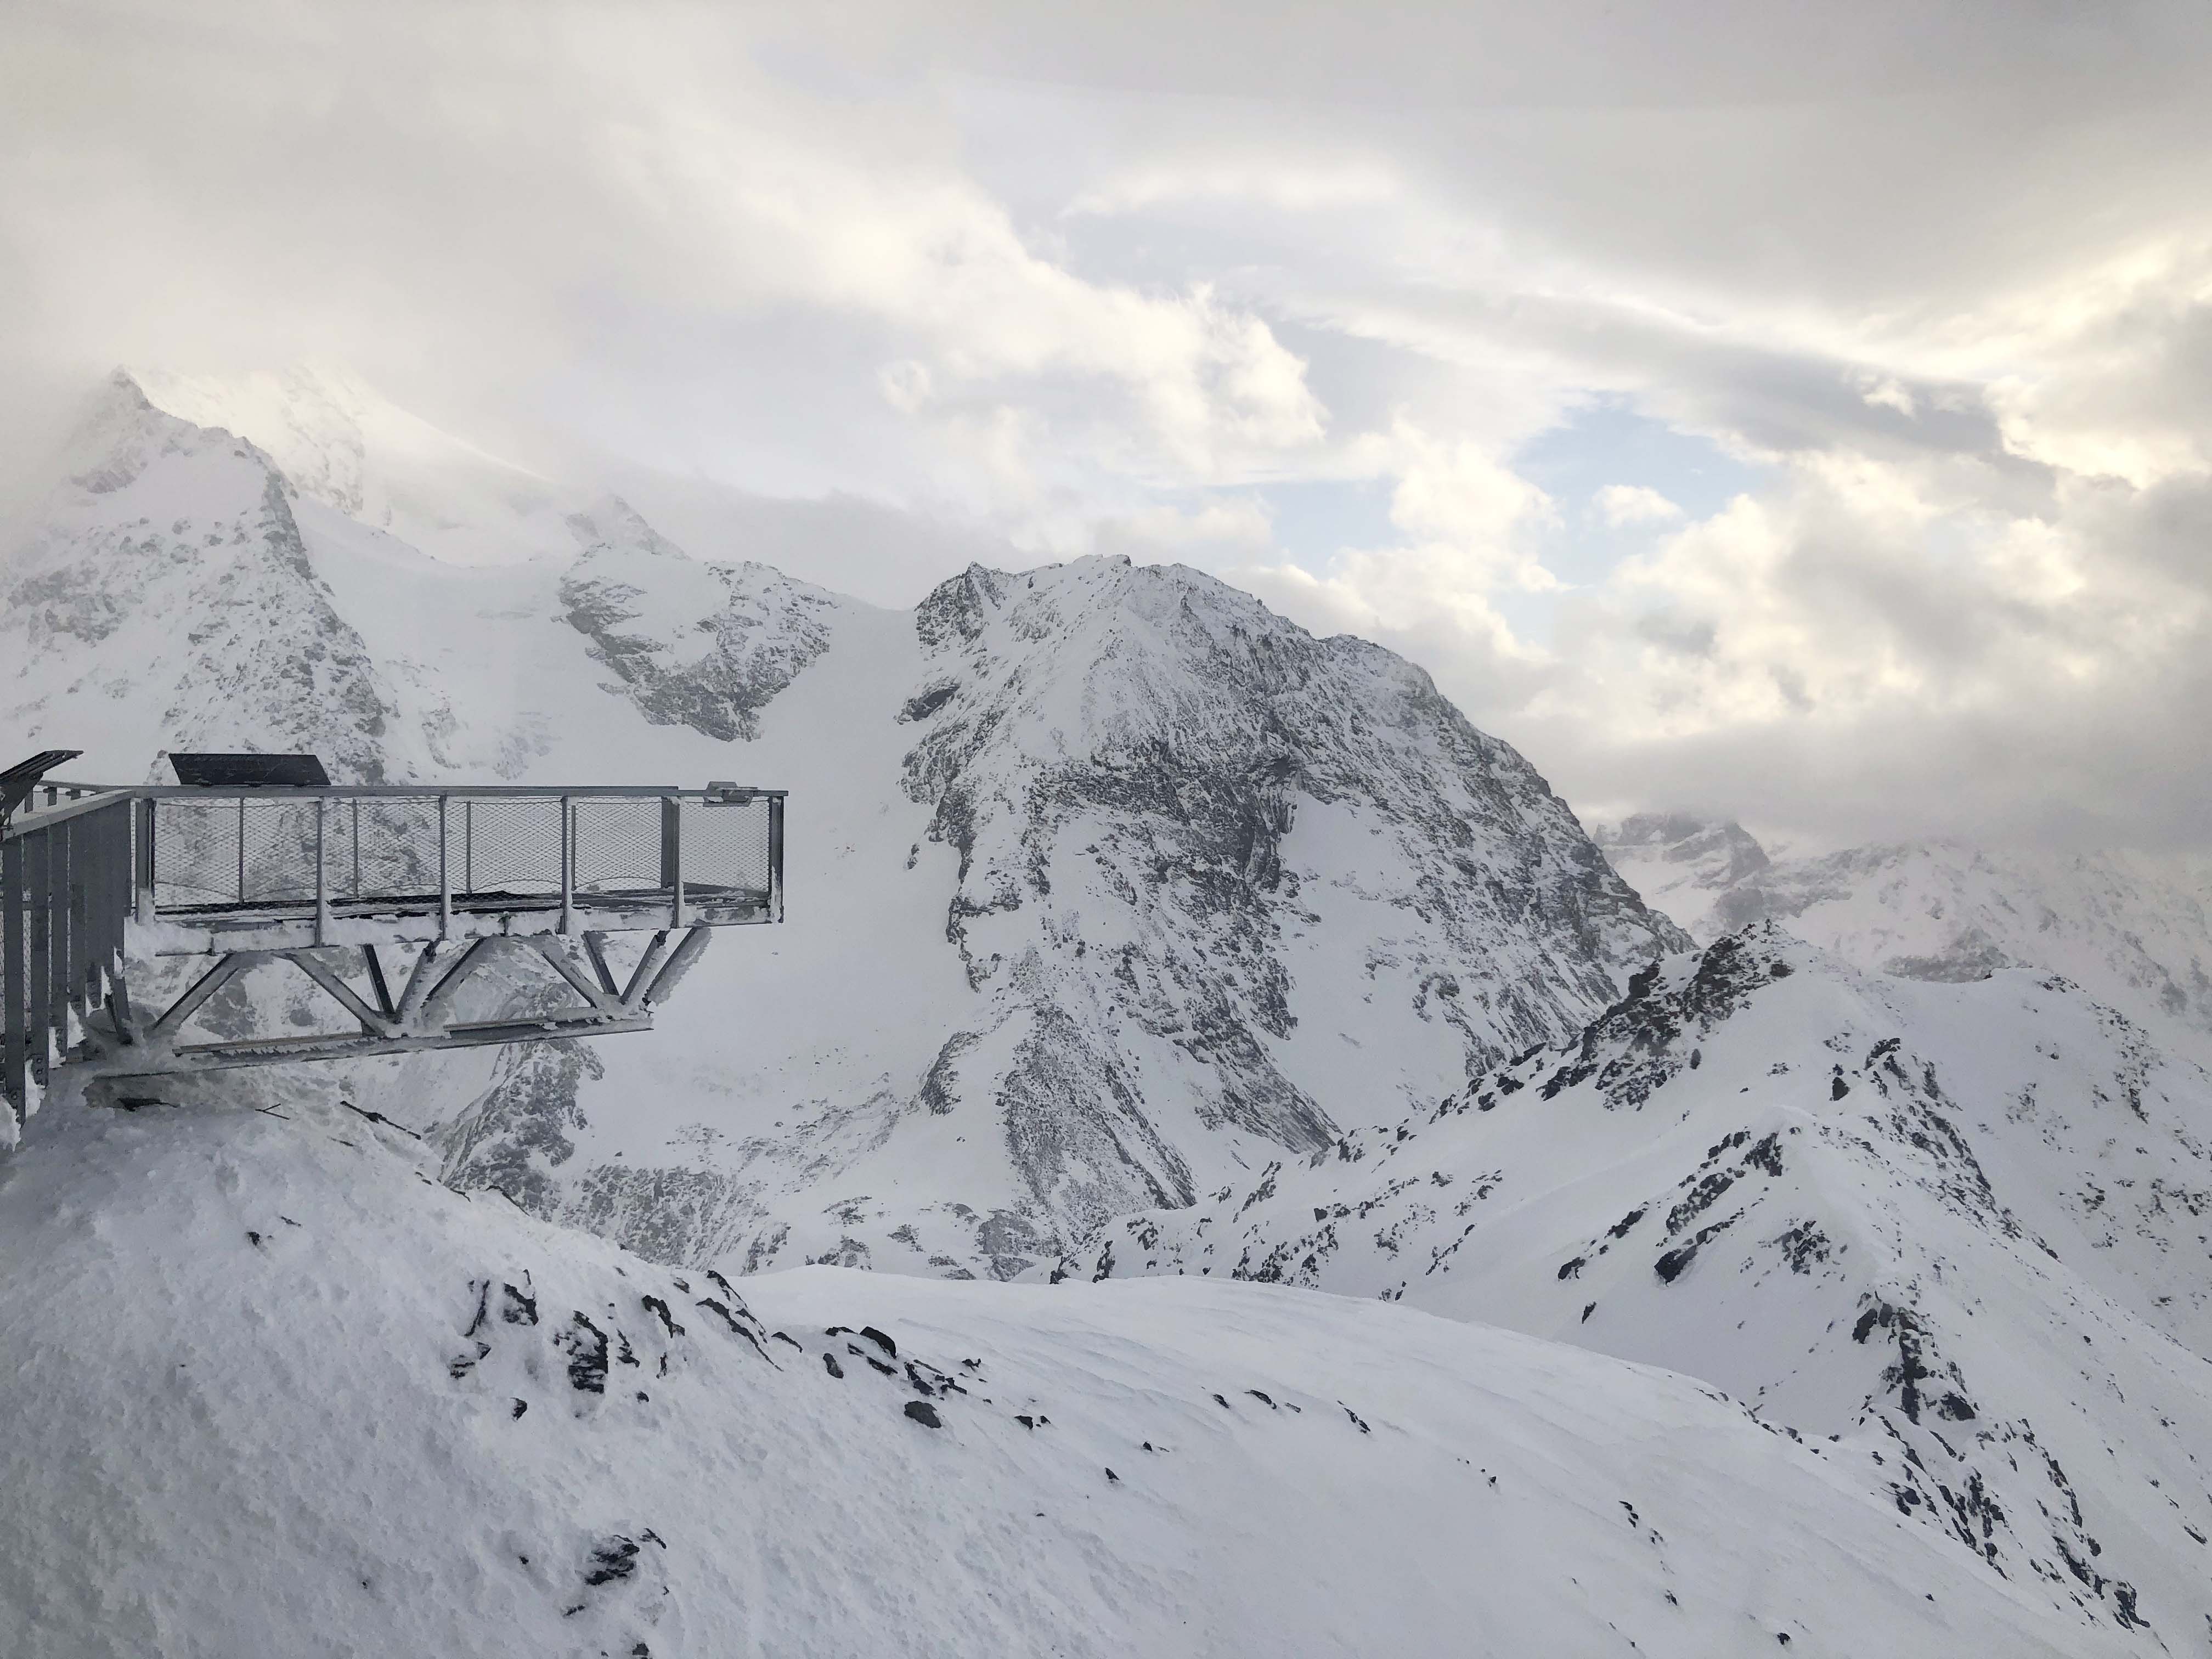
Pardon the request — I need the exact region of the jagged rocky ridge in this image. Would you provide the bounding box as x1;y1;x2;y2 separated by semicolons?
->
1061;924;2212;1641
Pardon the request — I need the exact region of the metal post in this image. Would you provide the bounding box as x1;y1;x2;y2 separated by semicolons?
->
65;817;88;1018
3;834;25;1118
768;794;785;923
464;799;473;895
351;798;361;898
237;797;247;904
26;832;49;1083
135;795;156;926
314;798;327;947
560;794;574;934
437;794;451;938
49;821;71;1040
661;797;684;927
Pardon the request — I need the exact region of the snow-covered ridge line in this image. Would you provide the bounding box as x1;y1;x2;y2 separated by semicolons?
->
1062;924;2212;1640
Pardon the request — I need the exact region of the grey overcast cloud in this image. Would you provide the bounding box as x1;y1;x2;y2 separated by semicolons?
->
7;0;2211;849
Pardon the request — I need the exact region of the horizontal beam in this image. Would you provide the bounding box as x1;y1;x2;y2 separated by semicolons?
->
139;895;770;956
91;1012;656;1082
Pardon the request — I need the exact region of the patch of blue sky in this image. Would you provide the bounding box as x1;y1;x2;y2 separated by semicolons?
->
1515;397;1769;587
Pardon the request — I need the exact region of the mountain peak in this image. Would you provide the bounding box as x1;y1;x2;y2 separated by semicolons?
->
127;362;568;567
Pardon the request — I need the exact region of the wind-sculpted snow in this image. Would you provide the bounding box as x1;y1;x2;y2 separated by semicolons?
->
1063;925;2212;1641
0;1090;2141;1657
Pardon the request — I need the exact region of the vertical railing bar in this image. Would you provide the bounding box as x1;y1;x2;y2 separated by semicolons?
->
136;795;156;926
314;798;327;947
661;796;684;927
465;799;473;896
3;834;25;1120
768;795;785;923
65;817;87;1019
26;832;50;1086
50;821;72;1046
236;796;246;904
560;794;574;934
351;798;361;899
438;794;451;938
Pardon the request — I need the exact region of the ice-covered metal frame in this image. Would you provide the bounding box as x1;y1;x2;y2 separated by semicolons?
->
2;782;785;1125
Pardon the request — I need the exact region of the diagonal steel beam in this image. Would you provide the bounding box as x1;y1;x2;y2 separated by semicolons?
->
580;930;620;999
149;953;259;1042
396;940;453;1023
290;952;398;1036
639;924;714;1008
417;937;498;1029
360;945;396;1020
619;930;672;1010
528;935;620;1013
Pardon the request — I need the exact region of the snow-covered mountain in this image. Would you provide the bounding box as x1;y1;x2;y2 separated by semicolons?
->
1596;813;2212;1064
10;364;2211;1654
1063;926;2212;1643
3;368;1684;1282
0;1082;2147;1659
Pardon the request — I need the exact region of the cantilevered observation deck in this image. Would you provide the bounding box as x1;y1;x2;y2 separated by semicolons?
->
1;762;783;1127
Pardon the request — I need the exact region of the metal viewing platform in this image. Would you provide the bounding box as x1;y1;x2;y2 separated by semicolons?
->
1;758;784;1126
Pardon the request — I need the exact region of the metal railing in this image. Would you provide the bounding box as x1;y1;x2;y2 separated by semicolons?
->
2;782;785;1128
2;790;134;1127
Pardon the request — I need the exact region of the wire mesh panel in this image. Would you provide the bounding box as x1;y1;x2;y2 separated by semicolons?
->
151;799;244;908
679;797;773;896
454;796;563;899
334;797;441;900
572;798;663;896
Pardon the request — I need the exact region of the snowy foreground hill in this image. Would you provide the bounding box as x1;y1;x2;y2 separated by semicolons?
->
0;1087;2145;1659
1;368;1681;1277
1065;927;2212;1643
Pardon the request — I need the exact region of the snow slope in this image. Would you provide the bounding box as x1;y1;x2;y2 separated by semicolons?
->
1064;927;2212;1644
0;1086;2142;1659
1596;815;2212;1064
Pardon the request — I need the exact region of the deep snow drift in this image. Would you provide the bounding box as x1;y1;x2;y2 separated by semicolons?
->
1064;927;2212;1643
0;1088;2142;1659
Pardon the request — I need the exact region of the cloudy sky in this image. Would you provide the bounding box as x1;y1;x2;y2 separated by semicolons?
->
7;0;2212;849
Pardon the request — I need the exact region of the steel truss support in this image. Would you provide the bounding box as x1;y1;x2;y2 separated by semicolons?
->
80;926;714;1088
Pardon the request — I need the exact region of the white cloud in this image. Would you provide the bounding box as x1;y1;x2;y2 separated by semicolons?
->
1593;484;1684;527
9;0;2212;846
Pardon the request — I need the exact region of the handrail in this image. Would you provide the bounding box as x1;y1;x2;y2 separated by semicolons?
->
3;777;786;1129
